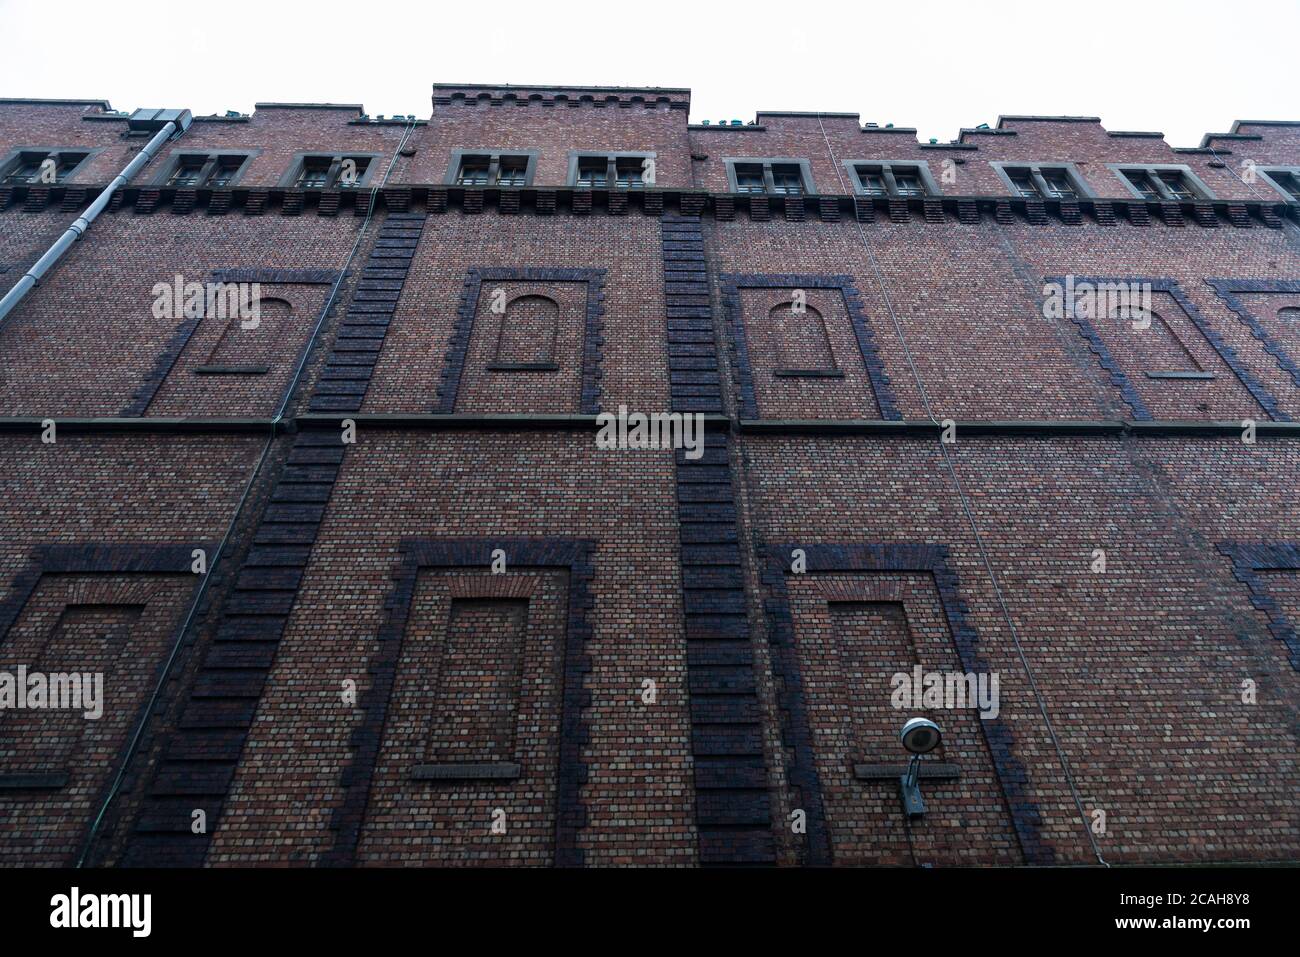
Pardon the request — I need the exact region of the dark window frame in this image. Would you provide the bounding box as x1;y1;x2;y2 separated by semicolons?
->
566;150;656;189
153;149;256;188
446;148;540;188
0;147;98;186
991;161;1094;200
1257;166;1300;203
843;159;942;198
279;152;381;190
1107;163;1216;201
724;157;817;196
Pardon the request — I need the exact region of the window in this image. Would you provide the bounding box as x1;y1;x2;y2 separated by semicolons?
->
615;157;646;189
284;154;377;190
456;157;491;186
207;156;245;188
166;156;207;187
1158;171;1196;200
734;163;766;193
497;156;528;187
0;149;89;185
892;171;925;196
857;170;888;196
296;157;331;188
336;157;370;189
1110;164;1213;201
1258;168;1300;202
1041;169;1078;199
848;161;940;198
2;155;46;185
1007;169;1039;197
770;164;805;195
449;150;537;187
1123;169;1161;200
567;151;655;188
725;158;816;196
160;153;249;188
993;163;1090;200
577;157;607;187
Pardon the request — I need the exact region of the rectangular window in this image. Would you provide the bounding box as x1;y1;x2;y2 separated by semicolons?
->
167;157;207;187
1124;170;1160;199
1158;171;1196;200
615;157;646;188
206;156;245;188
855;168;888;196
568;152;654;189
1041;169;1078;198
2;154;46;185
456;156;491;186
727;158;815;196
1;150;89;185
453;152;533;187
496;156;528;187
161;153;247;188
1113;164;1211;201
892;170;925;196
577;157;608;187
770;164;805;195
1008;170;1039;197
290;155;373;189
54;153;89;180
336;157;370;189
848;161;939;198
1269;170;1300;200
996;163;1090;200
734;163;766;193
1263;169;1300;201
296;157;331;189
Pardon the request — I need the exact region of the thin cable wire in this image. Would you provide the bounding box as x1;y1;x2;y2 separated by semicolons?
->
815;114;1107;865
76;117;419;866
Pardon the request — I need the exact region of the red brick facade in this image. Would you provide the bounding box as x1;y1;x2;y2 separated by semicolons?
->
0;87;1296;868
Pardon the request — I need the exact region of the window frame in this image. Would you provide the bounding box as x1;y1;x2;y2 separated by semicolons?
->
991;161;1095;200
153;149;255;189
1107;163;1216;201
0;146;98;186
1256;166;1300;203
566;150;657;189
723;157;817;196
279;152;381;190
445;148;540;188
843;159;942;198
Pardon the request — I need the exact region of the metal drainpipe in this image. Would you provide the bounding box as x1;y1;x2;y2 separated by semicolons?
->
0;109;191;326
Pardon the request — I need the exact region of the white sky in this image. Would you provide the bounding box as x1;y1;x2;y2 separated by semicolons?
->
1;0;1297;148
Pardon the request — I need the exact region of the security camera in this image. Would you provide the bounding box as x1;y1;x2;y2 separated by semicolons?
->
900;717;941;755
898;717;942;817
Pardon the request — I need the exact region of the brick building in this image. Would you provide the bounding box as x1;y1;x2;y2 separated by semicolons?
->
0;85;1297;868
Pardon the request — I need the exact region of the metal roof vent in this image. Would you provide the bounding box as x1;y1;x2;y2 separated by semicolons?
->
127;108;192;134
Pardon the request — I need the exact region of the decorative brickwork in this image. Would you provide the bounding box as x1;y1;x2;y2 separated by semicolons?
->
759;543;1052;865
720;273;900;420
1208;279;1300;391
1217;541;1300;669
436;267;606;414
1052;275;1285;421
322;538;596;866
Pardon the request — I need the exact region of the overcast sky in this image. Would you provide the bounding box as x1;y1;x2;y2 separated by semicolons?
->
2;0;1297;147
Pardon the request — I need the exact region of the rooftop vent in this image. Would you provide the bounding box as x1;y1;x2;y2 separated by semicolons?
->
127;108;192;134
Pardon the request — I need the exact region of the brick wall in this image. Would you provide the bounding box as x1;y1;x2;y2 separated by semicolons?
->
0;87;1297;867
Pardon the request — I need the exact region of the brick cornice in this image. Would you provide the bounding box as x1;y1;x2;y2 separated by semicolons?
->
6;182;1294;229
